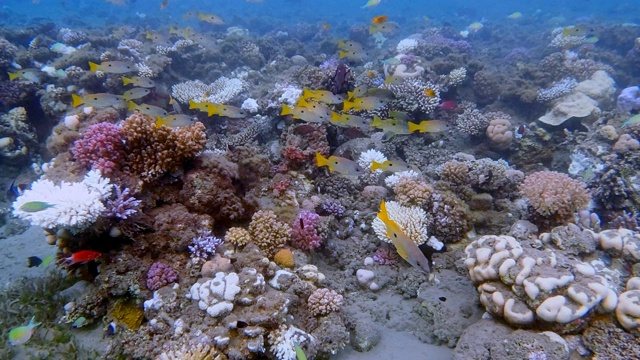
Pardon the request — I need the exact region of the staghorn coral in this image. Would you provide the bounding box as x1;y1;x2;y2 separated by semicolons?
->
120;113;206;182
307;288;343;316
248;210;291;253
105;186;141;220
188;230;223;260
522;171;591;225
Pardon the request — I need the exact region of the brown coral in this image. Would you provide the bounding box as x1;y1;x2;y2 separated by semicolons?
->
225;227;251;247
121;113;206;182
521;171;591;224
393;177;435;207
248;210;291;253
486;113;513;150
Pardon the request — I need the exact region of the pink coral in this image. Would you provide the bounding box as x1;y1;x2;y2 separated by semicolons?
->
373;246;399;266
307;288;343;316
521;171;591;220
146;261;178;291
291;210;323;251
72;122;125;176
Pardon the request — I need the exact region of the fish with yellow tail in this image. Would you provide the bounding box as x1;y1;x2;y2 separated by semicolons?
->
281;104;327;123
197;12;225;25
408;120;447;133
343;96;388;111
72;93;125;108
302;88;345;105
88;61;136;74
122;76;156;88
8;69;40;83
156;114;196;128
128;101;168;118
377;201;431;273
330;111;370;130
370;160;414;173
206;103;247;118
315;152;364;176
361;0;381;8
371;115;411;135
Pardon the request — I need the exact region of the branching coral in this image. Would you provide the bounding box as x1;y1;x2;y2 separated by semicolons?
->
72;122;125;176
248;210;291;253
371;200;431;246
120;113;206;182
307;288;343;316
291;210;323;251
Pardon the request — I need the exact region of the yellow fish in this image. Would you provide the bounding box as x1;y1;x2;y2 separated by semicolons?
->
281;104;327;123
206;104;247;118
89;61;136;74
122;88;151;101
507;12;522;20
467;22;484;32
315;152;364;176
343;96;387;111
302;88;345;105
361;0;381;9
189;100;210;112
369;23;398;35
72;93;125;108
338;49;368;62
128;101;168;118
156;114;196;128
122;76;156;88
370;160;413;172
198;12;225;25
377;201;431;273
407;120;447;133
347;86;368;100
337;40;365;52
296;98;332;120
371;115;410;135
8;69;40;83
330;112;370;130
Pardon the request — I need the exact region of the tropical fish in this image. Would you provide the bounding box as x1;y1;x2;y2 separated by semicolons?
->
424;88;437;98
19;201;55;212
468;22;484;32
88;61;136;74
371;115;411;135
369;23;398;34
337;40;365;52
377;201;431;273
72;93;125;108
9;316;41;346
281;104;327;123
316;152;364;176
622;114;640;128
293;340;307;360
63;250;102;265
296;98;332;120
72;317;87;329
189;100;210;112
302;88;345;105
507;12;522;20
156;114;196;128
384;76;405;85
338;49;368;62
198;12;224;25
562;26;595;38
330;112;370;130
8;69;40;83
343;96;388;111
361;0;381;9
169;97;182;114
370;160;413;172
408;120;447;133
145;31;170;44
381;57;401;65
27;255;54;268
371;15;388;24
128;102;168;118
122;88;151;101
206;104;247;118
363;88;395;100
439;100;457;111
122;76;156;88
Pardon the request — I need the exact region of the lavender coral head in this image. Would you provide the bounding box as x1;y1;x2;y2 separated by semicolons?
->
146;262;178;291
291;210;323;251
320;199;345;218
188;230;223;260
105;186;141;220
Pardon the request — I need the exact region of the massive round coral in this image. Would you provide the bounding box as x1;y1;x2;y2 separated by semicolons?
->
521;171;591;223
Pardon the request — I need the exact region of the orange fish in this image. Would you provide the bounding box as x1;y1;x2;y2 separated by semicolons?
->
63;250;102;265
424;88;436;98
371;15;388;25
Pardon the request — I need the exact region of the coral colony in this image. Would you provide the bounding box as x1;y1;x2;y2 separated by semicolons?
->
2;1;640;359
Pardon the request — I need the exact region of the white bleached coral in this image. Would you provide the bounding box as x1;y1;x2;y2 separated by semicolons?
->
268;325;314;360
12;170;113;231
171;77;245;104
396;38;419;54
371;200;430;246
187;272;241;318
357;149;387;173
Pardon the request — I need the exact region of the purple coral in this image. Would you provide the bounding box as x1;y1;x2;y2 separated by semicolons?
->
188;230;223;260
321;199;345;218
105;186;142;220
72;122;125;176
373;247;399;266
146;261;178;291
291;210;323;251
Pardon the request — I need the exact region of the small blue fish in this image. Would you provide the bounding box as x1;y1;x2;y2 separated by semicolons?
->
72;317;87;329
19;201;55;213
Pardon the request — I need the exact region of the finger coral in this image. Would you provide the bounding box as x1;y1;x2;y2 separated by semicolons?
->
248;210;291;253
291;210;323;251
72;121;125;176
307;288;343;316
120;113;206;182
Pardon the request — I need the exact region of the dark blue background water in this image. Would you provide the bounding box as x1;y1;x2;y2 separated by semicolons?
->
1;0;639;34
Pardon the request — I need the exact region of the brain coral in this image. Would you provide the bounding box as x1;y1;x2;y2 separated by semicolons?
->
521;171;590;224
464;235;617;329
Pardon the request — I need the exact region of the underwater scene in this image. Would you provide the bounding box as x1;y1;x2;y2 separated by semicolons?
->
2;0;640;359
